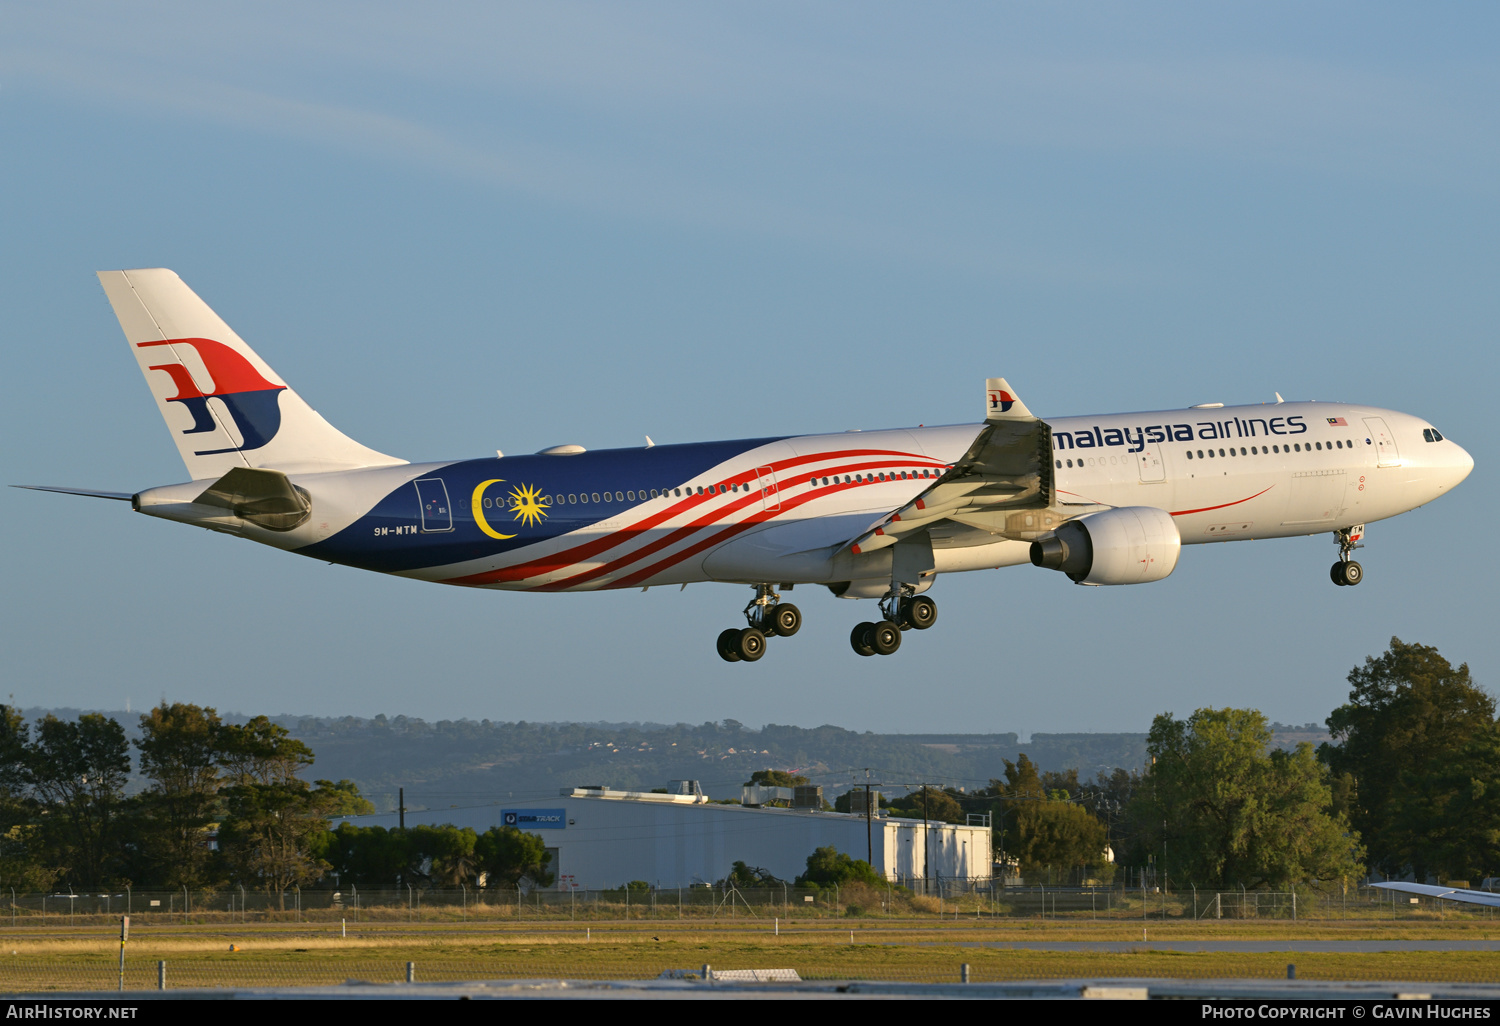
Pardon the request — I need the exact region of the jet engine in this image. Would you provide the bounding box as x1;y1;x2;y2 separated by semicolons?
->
1029;506;1181;585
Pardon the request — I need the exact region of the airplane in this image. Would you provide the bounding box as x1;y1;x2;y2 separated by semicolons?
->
20;269;1474;663
1371;881;1500;910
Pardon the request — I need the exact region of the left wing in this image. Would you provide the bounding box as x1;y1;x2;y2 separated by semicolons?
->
847;377;1061;555
1371;881;1500;908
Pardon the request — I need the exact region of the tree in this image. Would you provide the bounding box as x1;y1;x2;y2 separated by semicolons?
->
135;702;224;888
404;824;479;887
720;861;783;888
886;786;965;824
1320;638;1494;875
320;823;411;888
219;716;314;786
1134;708;1362;889
28;714;131;889
218;779;339;905
795;846;883;887
1385;723;1500;883
475;825;553;889
0;707;49;891
313;780;375;817
1009;799;1112;884
745;770;809;788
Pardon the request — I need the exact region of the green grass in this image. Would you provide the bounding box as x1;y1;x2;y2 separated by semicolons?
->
4;918;1500;991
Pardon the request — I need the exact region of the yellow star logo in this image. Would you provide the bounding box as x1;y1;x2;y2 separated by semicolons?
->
508;483;551;528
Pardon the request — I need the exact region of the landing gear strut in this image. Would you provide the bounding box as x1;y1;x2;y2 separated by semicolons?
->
716;584;801;663
1330;525;1365;587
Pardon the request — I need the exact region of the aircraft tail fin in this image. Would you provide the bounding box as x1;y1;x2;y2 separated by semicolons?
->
97;269;406;480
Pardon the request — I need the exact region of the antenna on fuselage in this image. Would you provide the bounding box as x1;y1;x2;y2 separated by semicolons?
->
1274;392;1285;405
645;436;656;448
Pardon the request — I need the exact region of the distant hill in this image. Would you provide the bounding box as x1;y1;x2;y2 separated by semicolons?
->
9;708;1327;813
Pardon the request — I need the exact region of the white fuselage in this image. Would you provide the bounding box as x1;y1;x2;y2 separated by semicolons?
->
132;400;1472;593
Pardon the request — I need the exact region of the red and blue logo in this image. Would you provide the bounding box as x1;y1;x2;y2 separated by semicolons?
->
988;389;1015;414
138;338;286;455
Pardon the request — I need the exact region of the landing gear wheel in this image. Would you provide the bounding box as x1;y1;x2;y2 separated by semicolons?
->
871;620;902;656
1330;563;1347;587
769;603;802;637
717;628;744;662
903;595;937;630
851;622;876;657
736;627;767;662
1337;561;1363;587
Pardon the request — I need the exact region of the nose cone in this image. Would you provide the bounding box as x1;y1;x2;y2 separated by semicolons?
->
1450;441;1475;488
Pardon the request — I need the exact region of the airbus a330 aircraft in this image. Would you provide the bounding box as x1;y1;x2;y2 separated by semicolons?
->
23;270;1474;662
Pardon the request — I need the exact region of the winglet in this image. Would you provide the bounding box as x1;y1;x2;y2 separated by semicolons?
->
985;378;1034;421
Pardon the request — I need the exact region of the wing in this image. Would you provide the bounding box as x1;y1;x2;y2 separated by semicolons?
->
846;377;1064;555
1371;881;1500;908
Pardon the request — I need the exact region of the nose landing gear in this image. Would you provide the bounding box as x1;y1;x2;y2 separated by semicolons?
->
1330;525;1365;587
716;584;801;663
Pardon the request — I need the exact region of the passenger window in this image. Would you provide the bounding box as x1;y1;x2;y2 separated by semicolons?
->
1055;460;1062;469
1185;452;1193;461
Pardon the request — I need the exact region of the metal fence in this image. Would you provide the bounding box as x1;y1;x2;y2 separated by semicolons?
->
0;884;1489;924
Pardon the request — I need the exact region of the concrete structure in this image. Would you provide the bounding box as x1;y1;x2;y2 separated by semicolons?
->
335;785;991;890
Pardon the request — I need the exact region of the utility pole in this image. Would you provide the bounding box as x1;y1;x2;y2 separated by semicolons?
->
922;783;930;890
864;768;873;868
399;787;405;830
118;916;129;992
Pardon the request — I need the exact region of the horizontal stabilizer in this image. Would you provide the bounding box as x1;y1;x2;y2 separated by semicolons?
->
13;485;133;501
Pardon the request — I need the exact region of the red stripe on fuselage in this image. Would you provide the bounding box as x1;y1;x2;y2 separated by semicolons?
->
534;456;945;591
445;450;945;588
1169;486;1274;517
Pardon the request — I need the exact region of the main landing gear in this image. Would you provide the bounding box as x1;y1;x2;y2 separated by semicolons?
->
1330;525;1365;587
850;591;938;657
716;584;801;663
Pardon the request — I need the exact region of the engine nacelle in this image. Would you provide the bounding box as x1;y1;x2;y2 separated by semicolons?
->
1029;506;1181;585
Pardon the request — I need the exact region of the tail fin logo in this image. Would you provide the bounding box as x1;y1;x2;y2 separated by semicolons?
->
988;389;1015;413
137;338;287;455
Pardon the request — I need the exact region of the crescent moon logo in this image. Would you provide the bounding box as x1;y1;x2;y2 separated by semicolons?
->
472;479;517;540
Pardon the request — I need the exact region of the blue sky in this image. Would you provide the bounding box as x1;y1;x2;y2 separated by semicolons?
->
3;2;1495;734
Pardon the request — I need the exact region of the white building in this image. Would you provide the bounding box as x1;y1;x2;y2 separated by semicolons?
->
335;784;991;890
